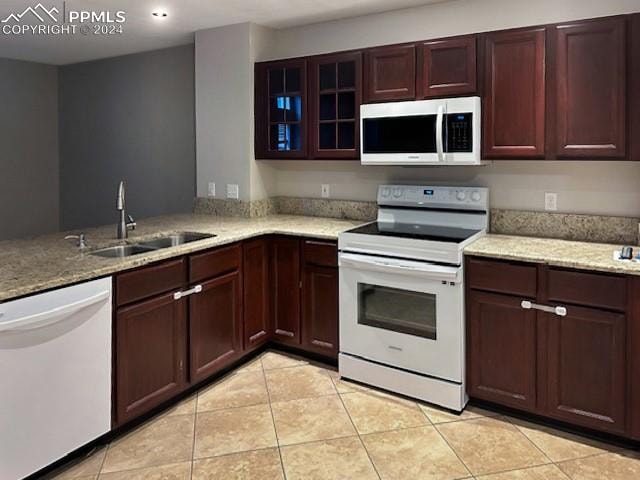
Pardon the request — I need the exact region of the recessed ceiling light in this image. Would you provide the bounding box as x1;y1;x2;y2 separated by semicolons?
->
152;11;168;18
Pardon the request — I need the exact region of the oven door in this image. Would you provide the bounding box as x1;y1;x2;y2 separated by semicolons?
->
339;252;464;383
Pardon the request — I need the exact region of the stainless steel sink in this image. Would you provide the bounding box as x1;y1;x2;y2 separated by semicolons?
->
90;245;157;258
137;232;216;249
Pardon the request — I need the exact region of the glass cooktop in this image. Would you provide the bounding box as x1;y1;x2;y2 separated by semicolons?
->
346;221;481;243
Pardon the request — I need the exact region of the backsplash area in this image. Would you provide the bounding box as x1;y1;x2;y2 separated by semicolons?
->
490;209;639;245
195;197;639;245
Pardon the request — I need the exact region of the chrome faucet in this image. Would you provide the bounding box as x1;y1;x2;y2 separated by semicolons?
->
116;180;136;239
65;233;87;249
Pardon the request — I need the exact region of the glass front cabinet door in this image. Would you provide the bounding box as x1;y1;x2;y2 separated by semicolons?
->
309;52;362;159
255;60;308;159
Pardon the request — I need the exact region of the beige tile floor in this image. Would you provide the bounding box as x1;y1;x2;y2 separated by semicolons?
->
50;350;640;480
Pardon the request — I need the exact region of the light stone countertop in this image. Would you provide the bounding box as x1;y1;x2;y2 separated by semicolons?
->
0;214;363;303
464;234;640;276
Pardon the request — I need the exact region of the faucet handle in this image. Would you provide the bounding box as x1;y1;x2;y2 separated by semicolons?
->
126;214;136;231
65;233;88;249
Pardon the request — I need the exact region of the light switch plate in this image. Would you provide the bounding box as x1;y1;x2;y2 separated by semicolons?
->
207;182;216;197
545;192;558;211
321;184;330;198
227;184;239;199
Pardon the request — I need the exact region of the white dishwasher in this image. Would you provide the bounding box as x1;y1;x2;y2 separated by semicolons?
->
0;277;112;480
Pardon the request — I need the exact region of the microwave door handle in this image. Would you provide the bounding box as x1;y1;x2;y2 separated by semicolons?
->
436;104;445;162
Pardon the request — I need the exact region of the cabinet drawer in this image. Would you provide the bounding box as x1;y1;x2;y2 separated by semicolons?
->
466;257;537;297
302;239;338;267
546;268;626;311
190;243;241;283
116;258;186;306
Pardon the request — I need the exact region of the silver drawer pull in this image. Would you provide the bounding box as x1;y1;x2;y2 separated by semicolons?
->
275;329;294;337
521;300;567;317
174;285;202;300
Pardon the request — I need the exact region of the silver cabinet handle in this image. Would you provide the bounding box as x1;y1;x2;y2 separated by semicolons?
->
174;285;202;300
521;300;567;317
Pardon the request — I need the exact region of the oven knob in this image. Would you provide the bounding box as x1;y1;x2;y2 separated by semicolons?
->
471;191;482;202
381;187;390;198
393;188;403;198
456;191;467;201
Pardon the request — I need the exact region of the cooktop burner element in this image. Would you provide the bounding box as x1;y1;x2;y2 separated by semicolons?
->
346;221;482;243
339;185;490;266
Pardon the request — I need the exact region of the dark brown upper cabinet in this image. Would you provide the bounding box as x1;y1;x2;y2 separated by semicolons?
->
364;44;416;102
255;59;307;159
309;52;362;159
551;17;626;159
483;27;546;159
631;14;640;161
417;35;477;98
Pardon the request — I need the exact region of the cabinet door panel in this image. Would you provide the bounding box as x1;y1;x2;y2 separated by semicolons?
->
418;36;476;98
546;305;626;434
467;290;537;410
364;45;416;102
190;271;242;383
553;17;626;158
271;237;301;344
309;52;362;159
255;60;307;158
631;14;640;161
243;238;270;350
302;264;338;358
116;293;187;424
483;28;546;158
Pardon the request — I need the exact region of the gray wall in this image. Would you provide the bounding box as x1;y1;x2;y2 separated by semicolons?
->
0;58;59;240
59;45;195;230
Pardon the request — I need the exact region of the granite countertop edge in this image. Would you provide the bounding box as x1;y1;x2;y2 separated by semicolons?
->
464;233;640;277
0;214;362;303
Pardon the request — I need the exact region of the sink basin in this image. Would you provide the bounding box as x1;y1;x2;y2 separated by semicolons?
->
90;245;157;258
137;232;216;249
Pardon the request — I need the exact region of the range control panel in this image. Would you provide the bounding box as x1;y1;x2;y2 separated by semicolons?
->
377;185;489;211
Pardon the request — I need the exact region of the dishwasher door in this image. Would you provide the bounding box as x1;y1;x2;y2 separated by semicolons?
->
0;277;112;480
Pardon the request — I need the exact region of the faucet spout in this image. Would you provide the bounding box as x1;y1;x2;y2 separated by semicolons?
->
116;180;135;239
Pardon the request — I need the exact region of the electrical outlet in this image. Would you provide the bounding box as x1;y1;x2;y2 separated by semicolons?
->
207;182;216;197
545;192;558;211
226;184;239;199
321;184;330;198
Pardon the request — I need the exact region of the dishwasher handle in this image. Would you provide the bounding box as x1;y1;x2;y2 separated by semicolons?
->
0;290;111;333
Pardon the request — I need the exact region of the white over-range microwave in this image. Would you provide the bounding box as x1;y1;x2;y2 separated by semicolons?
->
360;96;482;166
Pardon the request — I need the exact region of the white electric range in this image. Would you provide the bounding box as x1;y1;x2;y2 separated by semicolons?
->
338;184;489;411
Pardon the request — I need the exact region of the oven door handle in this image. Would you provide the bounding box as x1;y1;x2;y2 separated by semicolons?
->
339;252;460;282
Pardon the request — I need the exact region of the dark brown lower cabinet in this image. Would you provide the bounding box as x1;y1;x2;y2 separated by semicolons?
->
189;270;243;383
302;264;339;357
115;292;188;424
243;238;271;350
271;236;301;345
544;307;626;434
467;255;633;439
467;290;537;411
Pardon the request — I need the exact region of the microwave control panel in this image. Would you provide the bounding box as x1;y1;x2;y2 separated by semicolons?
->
446;113;472;152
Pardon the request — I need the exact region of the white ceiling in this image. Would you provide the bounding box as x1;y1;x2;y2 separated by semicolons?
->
0;0;446;65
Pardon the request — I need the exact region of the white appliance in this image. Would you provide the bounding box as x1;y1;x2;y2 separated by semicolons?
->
339;185;489;411
0;278;112;480
360;96;482;165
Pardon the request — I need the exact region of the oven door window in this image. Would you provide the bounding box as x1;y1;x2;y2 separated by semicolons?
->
357;283;436;339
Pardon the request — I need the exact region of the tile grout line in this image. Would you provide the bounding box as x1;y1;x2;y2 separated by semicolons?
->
260;355;288;480
189;393;198;480
423;413;475;479
501;415;557;466
335;387;382;480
